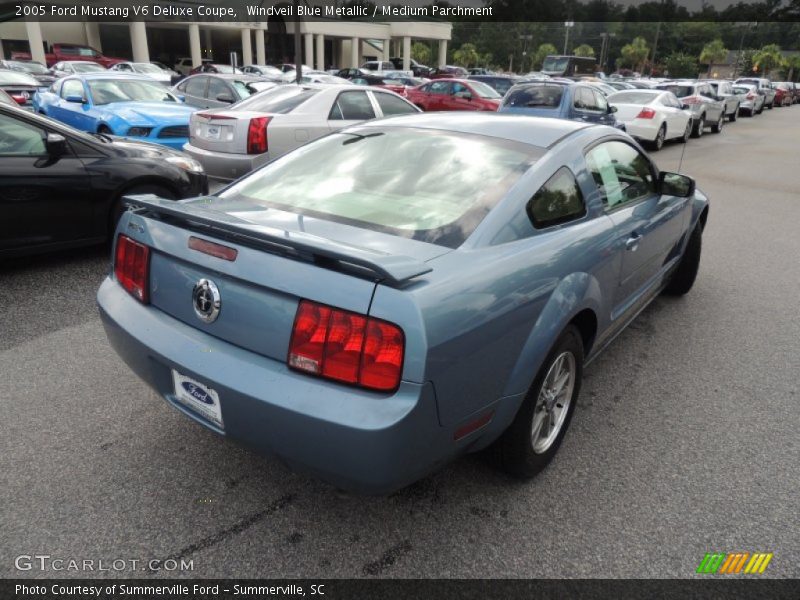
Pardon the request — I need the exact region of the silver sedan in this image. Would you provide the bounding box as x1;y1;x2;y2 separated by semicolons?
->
183;84;420;181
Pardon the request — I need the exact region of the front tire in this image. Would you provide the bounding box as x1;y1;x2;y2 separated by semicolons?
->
711;112;724;133
492;326;583;479
728;105;738;122
691;115;705;138
649;124;666;151
664;224;702;296
678;119;692;143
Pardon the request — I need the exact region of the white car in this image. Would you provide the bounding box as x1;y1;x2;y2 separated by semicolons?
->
183;83;421;181
607;89;693;151
108;62;172;85
174;57;212;76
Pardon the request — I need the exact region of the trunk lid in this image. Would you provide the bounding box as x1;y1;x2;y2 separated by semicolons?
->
120;195;446;362
609;102;650;121
190;109;277;154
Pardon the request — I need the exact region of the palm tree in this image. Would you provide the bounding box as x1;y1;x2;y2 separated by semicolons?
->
699;39;728;77
752;44;784;77
573;44;595;58
620;37;650;74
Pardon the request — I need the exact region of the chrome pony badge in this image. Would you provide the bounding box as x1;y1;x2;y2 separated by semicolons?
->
192;279;221;323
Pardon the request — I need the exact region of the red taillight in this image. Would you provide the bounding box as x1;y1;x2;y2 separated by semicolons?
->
288;300;405;392
114;235;150;303
683;96;701;105
636;107;656;119
11;95;28;105
188;236;238;261
746;92;755;100
247;116;271;154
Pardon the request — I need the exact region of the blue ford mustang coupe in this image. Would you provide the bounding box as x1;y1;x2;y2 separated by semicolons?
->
98;113;708;494
33;73;196;150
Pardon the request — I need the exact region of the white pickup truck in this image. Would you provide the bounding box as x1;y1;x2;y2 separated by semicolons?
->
360;61;413;78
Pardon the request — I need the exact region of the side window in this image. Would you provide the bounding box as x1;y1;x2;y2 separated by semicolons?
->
585;141;656;209
0;113;46;156
207;77;229;100
184;76;207;97
593;90;608;112
451;82;468;95
61;79;84;99
373;92;417;116
527;167;586;229
329;91;376;120
573;88;586;109
429;81;450;95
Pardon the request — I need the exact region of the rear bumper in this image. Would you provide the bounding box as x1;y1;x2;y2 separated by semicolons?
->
620;120;659;141
183;143;268;181
97;278;453;494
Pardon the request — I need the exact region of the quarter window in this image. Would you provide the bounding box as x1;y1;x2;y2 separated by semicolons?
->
373;92;417;116
527;167;586;228
585;141;656;209
207;77;229;100
429;81;450;95
329;91;375;120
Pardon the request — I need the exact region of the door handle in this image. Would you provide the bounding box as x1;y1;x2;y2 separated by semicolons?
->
625;233;641;252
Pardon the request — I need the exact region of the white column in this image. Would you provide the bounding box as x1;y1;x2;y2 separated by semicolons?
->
402;36;411;71
84;23;102;52
129;22;149;63
0;36;5;60
438;40;447;68
315;34;324;70
350;36;359;68
25;21;47;66
189;24;201;68
303;33;313;67
383;38;391;61
241;29;252;66
255;30;266;65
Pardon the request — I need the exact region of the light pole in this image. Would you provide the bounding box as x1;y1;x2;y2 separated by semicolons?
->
519;33;532;73
563;21;574;55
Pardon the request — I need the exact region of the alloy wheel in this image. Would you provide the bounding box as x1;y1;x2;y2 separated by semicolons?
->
531;351;576;454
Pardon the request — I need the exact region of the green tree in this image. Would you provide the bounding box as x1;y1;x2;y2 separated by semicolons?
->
531;43;558;70
619;37;650;73
752;44;783;76
411;42;431;66
783;54;800;81
699;39;728;76
453;43;480;68
573;44;596;58
665;52;699;79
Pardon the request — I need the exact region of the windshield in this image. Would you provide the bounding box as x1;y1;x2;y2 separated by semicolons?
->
218;128;541;248
72;63;105;73
0;71;39;85
233;86;318;113
542;57;568;73
503;85;564;108
133;63;163;74
87;79;178;105
608;91;660;104
469;80;502;99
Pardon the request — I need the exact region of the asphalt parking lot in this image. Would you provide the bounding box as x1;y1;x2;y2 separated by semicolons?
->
1;106;798;579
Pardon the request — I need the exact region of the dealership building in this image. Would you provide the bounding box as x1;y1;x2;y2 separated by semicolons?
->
0;8;452;71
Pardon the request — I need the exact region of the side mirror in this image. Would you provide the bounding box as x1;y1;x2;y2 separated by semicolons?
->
659;171;695;198
681;103;691;110
65;94;85;104
216;93;235;103
608;105;618;113
45;132;68;156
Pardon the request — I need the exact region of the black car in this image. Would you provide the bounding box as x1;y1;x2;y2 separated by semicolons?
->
468;74;524;96
0;59;56;87
0;104;208;258
389;57;433;77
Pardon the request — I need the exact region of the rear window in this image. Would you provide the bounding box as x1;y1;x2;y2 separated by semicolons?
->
218;127;542;248
608;91;659;104
657;85;695;98
233;86;318;113
503;85;564;109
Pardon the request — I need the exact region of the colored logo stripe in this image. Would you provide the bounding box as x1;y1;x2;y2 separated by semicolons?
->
697;552;772;574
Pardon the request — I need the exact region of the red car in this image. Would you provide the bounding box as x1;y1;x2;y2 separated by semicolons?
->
773;83;794;107
12;43;124;68
405;79;502;112
428;65;469;79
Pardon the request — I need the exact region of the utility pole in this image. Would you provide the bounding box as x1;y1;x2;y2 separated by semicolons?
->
563;21;574;55
650;21;662;75
293;0;302;83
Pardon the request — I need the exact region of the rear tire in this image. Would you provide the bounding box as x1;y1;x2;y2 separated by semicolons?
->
767;101;773;110
110;184;176;238
678;119;692;143
664;224;702;296
492;326;583;479
649;124;666;151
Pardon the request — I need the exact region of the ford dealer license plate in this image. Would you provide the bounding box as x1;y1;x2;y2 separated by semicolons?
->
171;370;224;429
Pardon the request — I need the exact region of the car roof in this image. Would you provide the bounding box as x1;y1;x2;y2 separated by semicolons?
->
203;73;262;81
360;112;591;149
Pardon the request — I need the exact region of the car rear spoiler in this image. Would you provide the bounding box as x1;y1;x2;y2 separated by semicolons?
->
123;195;432;285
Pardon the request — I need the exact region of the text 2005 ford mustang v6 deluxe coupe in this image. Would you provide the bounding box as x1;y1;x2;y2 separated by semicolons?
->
98;113;708;493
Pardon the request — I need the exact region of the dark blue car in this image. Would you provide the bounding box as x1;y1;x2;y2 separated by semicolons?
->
498;81;623;129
